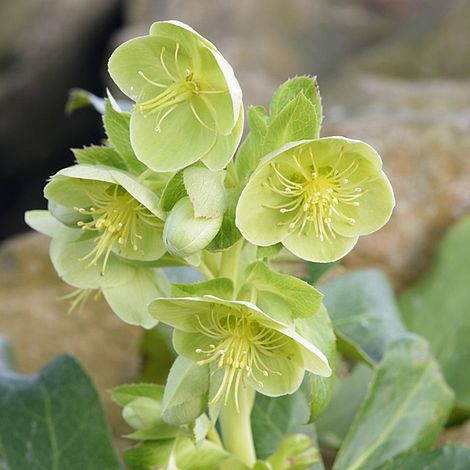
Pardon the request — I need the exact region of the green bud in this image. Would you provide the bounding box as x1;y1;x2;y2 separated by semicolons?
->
123;397;162;430
236;137;395;263
163;197;222;258
108;21;243;172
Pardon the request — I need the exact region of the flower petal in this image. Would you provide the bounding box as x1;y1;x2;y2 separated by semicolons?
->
282;230;358;263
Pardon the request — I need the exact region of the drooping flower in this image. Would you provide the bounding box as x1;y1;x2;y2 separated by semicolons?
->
44;164;166;274
148;296;331;411
108;21;243;172
236;137;395;262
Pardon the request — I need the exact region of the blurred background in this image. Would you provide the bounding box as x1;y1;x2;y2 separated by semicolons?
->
1;0;470;452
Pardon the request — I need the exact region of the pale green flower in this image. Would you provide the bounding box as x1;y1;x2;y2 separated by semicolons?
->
25;209;168;328
44;164;166;273
149;296;331;412
108;21;243;172
236;137;395;262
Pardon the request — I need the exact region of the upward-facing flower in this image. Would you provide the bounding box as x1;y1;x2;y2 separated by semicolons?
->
108;21;243;172
149;296;331;411
236;137;395;262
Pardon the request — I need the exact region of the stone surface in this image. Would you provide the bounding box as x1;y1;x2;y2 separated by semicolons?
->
113;0;417;107
322;75;470;288
350;0;470;78
0;232;141;444
0;0;120;240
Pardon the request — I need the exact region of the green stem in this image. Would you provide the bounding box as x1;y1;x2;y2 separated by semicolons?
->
219;239;244;293
207;426;223;448
219;387;256;466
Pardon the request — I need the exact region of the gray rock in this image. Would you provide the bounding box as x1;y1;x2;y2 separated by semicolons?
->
0;232;141;444
0;0;119;239
114;0;414;107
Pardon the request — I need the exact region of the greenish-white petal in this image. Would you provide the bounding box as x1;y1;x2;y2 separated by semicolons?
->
282;231;358;263
103;268;167;328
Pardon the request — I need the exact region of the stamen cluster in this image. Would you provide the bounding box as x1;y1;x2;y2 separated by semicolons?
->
194;306;287;411
75;184;163;272
264;149;366;242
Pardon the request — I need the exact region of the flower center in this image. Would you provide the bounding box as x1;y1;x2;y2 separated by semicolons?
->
74;184;163;273
195;306;287;411
136;43;226;133
264;148;368;242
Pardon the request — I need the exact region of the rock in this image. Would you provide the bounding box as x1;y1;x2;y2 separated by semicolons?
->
322;74;470;288
0;232;141;446
351;0;470;78
112;0;416;107
0;0;120;240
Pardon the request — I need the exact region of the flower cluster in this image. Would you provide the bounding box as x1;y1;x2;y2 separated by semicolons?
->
26;20;394;469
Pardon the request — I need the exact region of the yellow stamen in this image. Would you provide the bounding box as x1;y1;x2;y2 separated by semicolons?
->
195;306;287;412
263;148;371;242
75;185;163;274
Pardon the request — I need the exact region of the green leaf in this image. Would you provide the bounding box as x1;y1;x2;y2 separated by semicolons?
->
124;440;174;470
102;99;147;174
322;269;406;365
0;355;121;469
172;277;234;299
270;76;322;125
162;356;209;426
139;324;177;384
66;88;106;114
315;363;373;450
306;261;338;284
263;93;321;154
245;261;323;319
207;186;243;251
379;445;470;470
399;217;470;410
183;166;227;218
333;336;454;470
234;106;268;184
111;383;164;407
295;305;337;422
256;243;283;260
160;171;188;212
251;382;324;469
72;146;127;170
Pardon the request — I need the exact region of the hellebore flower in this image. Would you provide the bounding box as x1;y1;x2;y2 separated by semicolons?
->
44;164;166;274
108;21;243;172
149;296;331;411
236;137;395;262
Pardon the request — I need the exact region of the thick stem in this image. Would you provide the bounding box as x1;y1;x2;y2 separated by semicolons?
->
219;386;256;466
219;239;244;293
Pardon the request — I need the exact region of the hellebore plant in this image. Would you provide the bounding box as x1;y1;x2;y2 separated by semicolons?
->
25;20;395;470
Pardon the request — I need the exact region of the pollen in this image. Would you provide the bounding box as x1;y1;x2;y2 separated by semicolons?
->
263;147;369;243
194;306;288;412
135;43;226;133
74;184;163;273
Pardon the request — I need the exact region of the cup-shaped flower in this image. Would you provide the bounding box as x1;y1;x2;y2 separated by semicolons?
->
108;21;243;172
44;164;166;274
236;137;395;262
149;296;331;411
